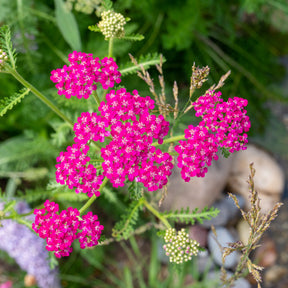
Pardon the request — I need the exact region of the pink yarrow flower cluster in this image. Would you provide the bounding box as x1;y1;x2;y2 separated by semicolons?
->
193;90;250;152
55;88;173;192
50;51;121;99
175;124;219;181
55;143;103;197
175;90;250;182
32;200;103;258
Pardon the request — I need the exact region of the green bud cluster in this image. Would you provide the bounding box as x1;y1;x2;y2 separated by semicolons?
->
98;10;126;40
0;49;8;70
163;228;199;264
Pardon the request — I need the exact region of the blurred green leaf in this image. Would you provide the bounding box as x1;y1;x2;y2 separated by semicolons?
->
54;0;82;51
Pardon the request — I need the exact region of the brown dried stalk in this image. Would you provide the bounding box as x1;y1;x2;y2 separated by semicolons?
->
209;70;231;92
221;163;283;288
128;54;178;119
189;63;210;98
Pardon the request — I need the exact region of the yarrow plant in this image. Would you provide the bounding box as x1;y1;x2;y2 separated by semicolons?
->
1;3;270;286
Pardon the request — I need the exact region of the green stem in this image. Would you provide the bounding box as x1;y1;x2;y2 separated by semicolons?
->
142;199;171;229
151;134;185;147
8;68;73;127
108;38;114;58
93;91;101;106
79;177;108;215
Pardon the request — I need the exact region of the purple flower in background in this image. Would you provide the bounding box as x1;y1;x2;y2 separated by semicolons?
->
0;201;61;288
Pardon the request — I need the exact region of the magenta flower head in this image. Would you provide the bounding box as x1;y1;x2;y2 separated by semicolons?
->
193;90;250;153
32;200;103;258
175;89;250;182
50;51;121;99
55;87;173;192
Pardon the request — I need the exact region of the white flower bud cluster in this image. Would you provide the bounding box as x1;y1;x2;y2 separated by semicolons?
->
0;49;8;69
98;10;126;40
163;228;200;264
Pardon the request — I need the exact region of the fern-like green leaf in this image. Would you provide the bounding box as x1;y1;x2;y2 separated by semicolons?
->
2;200;16;213
0;25;16;69
88;24;101;33
0;88;30;117
219;146;231;159
112;198;143;240
119;53;165;76
163;206;219;225
127;180;143;200
121;33;144;41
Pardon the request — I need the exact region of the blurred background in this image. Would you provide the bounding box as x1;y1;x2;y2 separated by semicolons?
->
0;0;288;287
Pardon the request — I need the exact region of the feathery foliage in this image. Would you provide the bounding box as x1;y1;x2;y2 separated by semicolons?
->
127;180;143;200
119;53;165;76
121;34;144;41
0;88;30;117
162;206;219;225
0;25;17;69
112;198;144;240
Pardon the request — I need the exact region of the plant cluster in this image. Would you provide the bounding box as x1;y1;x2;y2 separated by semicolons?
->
0;0;284;287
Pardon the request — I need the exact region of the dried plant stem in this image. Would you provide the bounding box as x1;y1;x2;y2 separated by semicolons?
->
221;163;283;288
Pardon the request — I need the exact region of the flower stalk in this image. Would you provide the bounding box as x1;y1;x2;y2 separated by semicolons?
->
7;67;74;127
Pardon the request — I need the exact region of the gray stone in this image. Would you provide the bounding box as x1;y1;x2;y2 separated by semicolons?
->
196;249;215;274
162;154;234;212
227;144;284;214
156;238;169;264
207;227;240;269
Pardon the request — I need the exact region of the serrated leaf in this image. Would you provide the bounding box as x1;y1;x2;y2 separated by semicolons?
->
219;146;231;158
127;180;143;200
88;24;101;33
0;88;30;117
121;34;144;41
119;53;165;76
112;198;143;240
54;0;82;51
0;25;17;69
3;200;16;213
163;206;219;225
